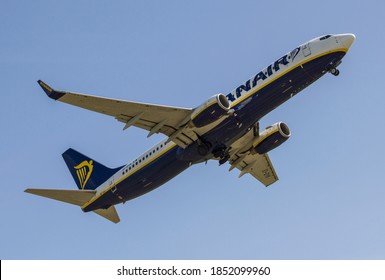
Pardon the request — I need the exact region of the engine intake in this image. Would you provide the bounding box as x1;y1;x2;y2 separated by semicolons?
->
253;122;291;154
191;94;230;128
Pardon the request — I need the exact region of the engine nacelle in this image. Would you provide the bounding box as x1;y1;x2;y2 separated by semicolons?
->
190;94;230;128
253;122;291;154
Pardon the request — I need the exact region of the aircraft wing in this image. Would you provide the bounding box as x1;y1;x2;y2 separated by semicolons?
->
228;152;278;186
38;80;196;148
226;127;279;186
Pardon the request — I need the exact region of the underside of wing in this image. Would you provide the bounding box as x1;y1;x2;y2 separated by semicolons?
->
230;153;278;186
226;126;279;186
38;80;196;147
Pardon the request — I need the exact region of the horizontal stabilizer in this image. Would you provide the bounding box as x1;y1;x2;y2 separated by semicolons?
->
94;206;120;224
25;188;120;223
25;188;96;206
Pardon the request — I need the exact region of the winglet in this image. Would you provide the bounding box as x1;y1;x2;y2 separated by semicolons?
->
37;80;66;100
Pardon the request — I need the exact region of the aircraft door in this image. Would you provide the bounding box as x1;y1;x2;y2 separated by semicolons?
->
110;176;123;201
302;43;311;57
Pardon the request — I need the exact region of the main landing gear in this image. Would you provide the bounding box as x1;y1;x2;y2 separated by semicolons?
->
195;133;211;156
212;144;230;165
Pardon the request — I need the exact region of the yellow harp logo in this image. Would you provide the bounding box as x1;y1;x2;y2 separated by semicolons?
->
74;160;94;190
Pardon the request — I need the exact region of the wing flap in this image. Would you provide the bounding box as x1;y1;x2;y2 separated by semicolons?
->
226;126;279;186
234;153;278;186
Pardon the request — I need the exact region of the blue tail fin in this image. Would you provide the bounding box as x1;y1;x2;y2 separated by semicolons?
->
62;148;123;190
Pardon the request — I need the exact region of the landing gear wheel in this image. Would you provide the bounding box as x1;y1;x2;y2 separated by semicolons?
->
219;154;230;165
330;68;340;76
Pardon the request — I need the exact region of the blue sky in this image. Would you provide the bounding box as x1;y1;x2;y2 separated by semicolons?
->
1;0;385;259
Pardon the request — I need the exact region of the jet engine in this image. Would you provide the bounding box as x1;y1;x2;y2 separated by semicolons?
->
253;122;291;154
190;94;230;128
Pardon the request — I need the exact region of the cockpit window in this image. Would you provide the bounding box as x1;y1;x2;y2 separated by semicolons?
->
320;35;331;40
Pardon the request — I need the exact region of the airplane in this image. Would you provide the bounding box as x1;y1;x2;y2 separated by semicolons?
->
25;33;355;223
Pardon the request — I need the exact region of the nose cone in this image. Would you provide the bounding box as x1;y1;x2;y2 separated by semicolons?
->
338;33;356;49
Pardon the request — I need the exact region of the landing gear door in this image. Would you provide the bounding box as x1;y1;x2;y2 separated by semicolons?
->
302;43;311;57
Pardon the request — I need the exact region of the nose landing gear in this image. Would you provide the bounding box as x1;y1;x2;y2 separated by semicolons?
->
327;60;342;76
329;67;340;76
